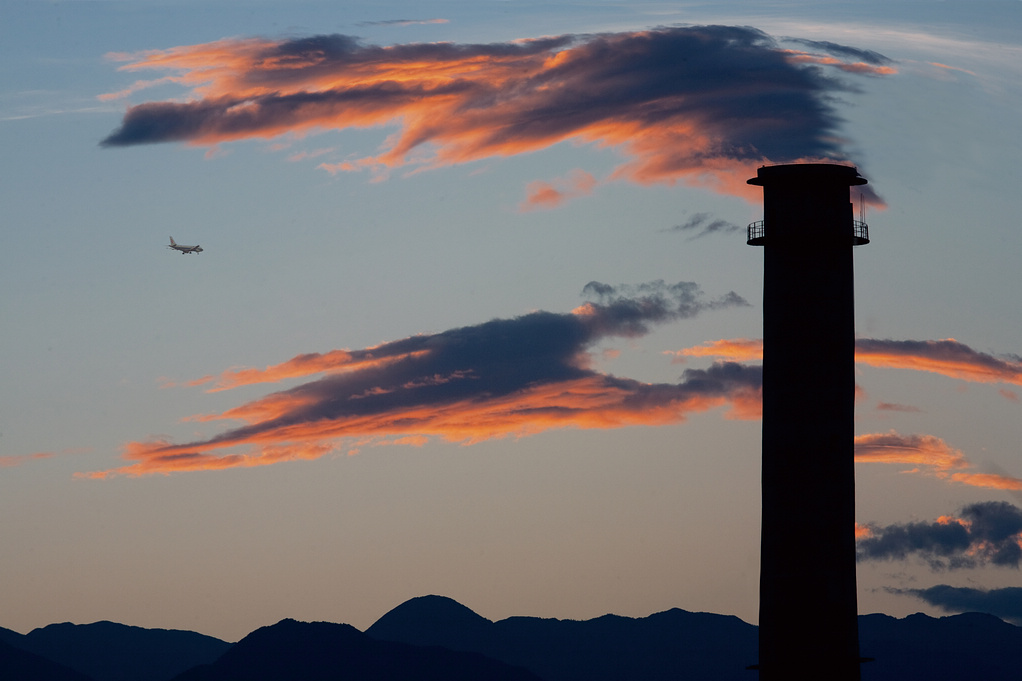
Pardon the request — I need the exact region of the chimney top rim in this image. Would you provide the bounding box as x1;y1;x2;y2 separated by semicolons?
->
747;163;867;187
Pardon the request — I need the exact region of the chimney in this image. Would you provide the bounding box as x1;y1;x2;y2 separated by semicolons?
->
747;163;868;680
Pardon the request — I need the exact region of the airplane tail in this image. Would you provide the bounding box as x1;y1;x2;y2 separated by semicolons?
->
169;237;177;246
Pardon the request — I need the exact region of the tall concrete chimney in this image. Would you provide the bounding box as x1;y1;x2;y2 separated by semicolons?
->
747;163;868;680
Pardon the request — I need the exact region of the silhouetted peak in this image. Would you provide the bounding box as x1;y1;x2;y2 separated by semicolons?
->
646;607;753;628
368;595;492;641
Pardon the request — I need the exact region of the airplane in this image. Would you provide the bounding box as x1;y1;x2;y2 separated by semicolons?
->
168;237;203;254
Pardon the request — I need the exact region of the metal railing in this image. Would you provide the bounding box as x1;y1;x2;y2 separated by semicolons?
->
746;219;870;245
852;219;869;245
747;220;765;244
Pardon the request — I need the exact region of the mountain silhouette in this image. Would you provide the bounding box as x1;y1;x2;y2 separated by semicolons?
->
5;598;1022;681
367;595;495;649
171;618;542;681
366;595;759;681
859;611;1022;681
1;621;229;681
1;636;97;681
368;595;1022;681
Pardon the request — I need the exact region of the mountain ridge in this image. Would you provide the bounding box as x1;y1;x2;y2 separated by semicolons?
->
171;617;543;681
4;598;1022;681
0;620;230;681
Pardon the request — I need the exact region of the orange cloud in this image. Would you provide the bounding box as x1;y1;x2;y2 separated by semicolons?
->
948;472;1022;493
80;439;342;479
100;27;893;204
82;283;756;478
82;371;762;479
854;431;1022;492
673;337;1022;387
1;448;90;469
520;169;597;211
125;327;1021;480
781;50;898;76
854;338;1022;385
0;452;54;468
929;62;978;77
187;348;431;392
853;431;967;470
672;337;1022;493
669;338;762;363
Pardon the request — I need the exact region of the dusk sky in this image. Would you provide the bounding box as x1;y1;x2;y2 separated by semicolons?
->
3;1;1022;642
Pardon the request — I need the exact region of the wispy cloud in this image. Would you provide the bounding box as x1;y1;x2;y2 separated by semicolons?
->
669;337;763;363
83;282;757;478
520;169;597;211
855;339;1022;385
187;349;432;392
782;38;894;67
671;337;1022;493
356;19;450;27
99;27;893;202
671;337;1022;387
778;38;896;76
854;431;966;471
0;452;54;468
875;401;922;413
858;501;1022;570
928;62;978;78
666;212;742;240
1;448;90;468
854;431;1022;493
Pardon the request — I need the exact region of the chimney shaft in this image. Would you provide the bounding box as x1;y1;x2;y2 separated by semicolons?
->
748;163;866;680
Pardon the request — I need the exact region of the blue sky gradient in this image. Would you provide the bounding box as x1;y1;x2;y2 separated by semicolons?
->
2;1;1021;640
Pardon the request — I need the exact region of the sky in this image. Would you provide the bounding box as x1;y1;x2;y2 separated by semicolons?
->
2;0;1021;643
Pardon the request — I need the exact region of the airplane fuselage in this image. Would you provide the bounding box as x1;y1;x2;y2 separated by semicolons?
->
168;237;202;254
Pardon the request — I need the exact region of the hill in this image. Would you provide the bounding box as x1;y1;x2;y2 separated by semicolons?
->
368;595;1022;681
859;611;1022;681
367;595;758;681
172;618;542;681
3;621;230;681
6;598;1022;680
0;636;96;681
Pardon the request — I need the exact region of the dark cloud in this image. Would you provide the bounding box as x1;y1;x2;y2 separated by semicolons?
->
578;280;749;336
667;212;743;240
210;280;751;428
98;26;893;200
86;281;757;477
889;585;1022;624
858;501;1022;569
